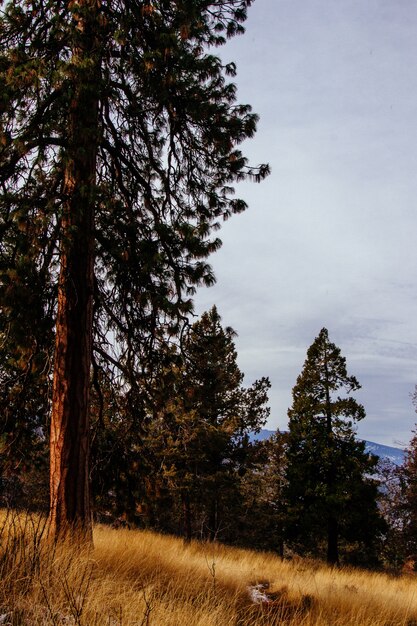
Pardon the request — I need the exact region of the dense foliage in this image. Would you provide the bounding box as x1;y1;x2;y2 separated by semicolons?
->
0;0;267;399
284;328;385;565
0;0;269;532
91;306;271;542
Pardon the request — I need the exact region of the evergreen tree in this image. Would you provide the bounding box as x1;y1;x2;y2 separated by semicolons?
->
147;306;270;541
284;328;383;565
370;458;406;568
0;1;268;537
238;431;287;553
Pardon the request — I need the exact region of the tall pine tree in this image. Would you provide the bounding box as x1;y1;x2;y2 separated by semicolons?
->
147;306;270;541
0;1;268;538
284;328;383;565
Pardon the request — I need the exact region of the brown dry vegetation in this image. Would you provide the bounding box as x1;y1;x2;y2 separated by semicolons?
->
1;510;417;626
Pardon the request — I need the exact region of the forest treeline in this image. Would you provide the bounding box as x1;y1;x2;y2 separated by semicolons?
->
2;308;417;569
0;0;416;572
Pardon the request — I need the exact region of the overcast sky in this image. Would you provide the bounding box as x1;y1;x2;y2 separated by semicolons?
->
194;0;417;447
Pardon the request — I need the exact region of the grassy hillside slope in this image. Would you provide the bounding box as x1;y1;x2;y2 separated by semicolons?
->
1;511;416;625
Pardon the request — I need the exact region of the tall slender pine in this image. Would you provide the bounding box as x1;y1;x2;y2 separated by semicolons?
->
285;328;382;564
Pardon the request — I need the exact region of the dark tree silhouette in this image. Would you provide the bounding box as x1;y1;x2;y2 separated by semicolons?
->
285;328;382;565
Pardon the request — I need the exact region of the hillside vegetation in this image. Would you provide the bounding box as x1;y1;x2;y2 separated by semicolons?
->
1;511;417;626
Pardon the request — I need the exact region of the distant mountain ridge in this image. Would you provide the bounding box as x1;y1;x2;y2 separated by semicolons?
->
251;429;405;466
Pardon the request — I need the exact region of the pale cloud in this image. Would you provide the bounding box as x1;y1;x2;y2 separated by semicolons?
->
195;0;417;447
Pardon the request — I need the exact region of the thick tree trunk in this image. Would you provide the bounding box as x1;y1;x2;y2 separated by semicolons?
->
49;2;100;540
49;197;95;539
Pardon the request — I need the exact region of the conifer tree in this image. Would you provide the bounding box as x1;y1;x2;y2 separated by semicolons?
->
0;1;268;537
284;328;382;565
239;431;287;553
147;306;270;540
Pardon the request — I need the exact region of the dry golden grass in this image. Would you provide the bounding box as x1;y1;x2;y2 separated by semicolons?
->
1;509;417;625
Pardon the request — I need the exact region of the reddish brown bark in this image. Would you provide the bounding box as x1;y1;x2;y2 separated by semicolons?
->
49;2;100;541
49;196;95;539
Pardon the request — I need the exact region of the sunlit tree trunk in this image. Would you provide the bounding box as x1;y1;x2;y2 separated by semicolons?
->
49;1;100;540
